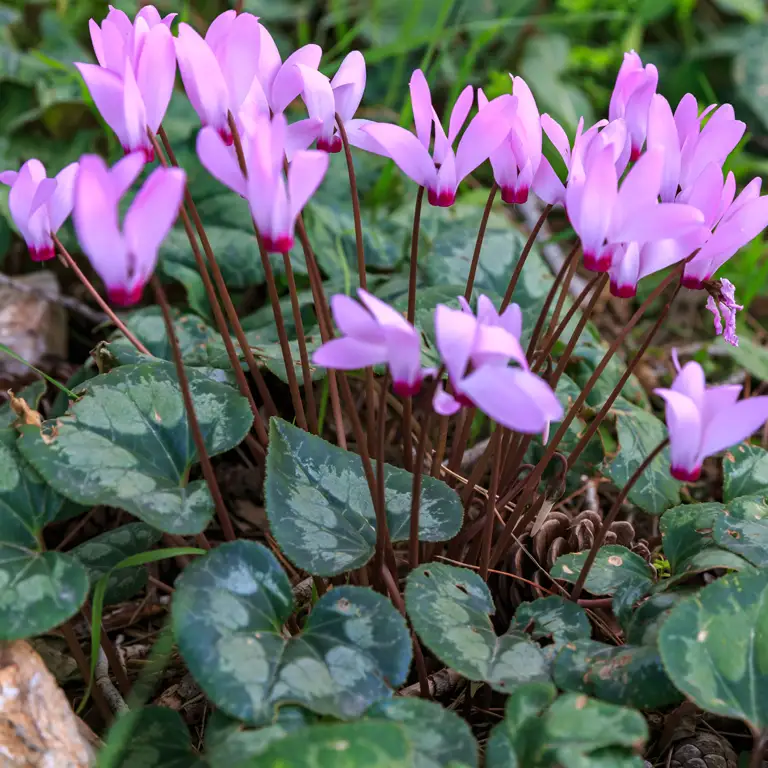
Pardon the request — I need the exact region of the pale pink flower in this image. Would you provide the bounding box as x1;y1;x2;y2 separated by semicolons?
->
609;50;658;160
655;352;768;481
0;160;78;262
73;153;185;305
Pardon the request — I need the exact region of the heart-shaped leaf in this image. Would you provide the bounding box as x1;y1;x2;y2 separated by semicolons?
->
486;682;648;768
509;596;591;659
551;546;654;596
98;706;205;768
405;563;549;693
18;362;253;535
659;569;768;732
204;708;313;765
603;403;680;515
173;540;412;723
367;699;478;768
254;721;413;767
70;522;162;604
553;639;682;709
713;494;768;567
625;592;691;646
723;443;768;501
266;418;463;576
0;428;88;640
659;502;754;582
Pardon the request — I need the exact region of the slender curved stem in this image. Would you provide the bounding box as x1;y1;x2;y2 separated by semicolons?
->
226;114;308;432
479;428;503;580
52;235;150;356
500;203;553;311
335;112;376;451
542;244;581;346
403;187;426;471
464;183;498;301
431;415;449;477
380;564;431;699
409;409;434;570
570;438;669;601
149;130;270;448
153;277;235;541
376;372;391;572
488;265;684;569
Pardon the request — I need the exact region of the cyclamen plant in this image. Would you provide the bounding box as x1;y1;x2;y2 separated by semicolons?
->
4;6;768;768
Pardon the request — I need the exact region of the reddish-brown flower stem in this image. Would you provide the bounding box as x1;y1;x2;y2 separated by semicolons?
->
149;130;270;448
488;266;684;569
226;114;309;432
153;276;236;542
380;564;431;699
479;428;503;580
570;437;669;602
464;183;498;301
376;372;391;571
526;242;581;360
542;244;582;346
446;408;476;478
403;186;426;471
500;203;553;312
60;620;113;722
409;402;436;570
532;272;603;372
335;113;377;451
431;415;449;477
52;235;150;356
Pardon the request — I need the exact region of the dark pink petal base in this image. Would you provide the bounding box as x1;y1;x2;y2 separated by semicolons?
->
107;283;145;307
393;378;422;398
583;250;612;272
317;135;342;153
681;275;706;290
262;234;295;254
427;189;456;207
671;465;701;482
501;186;529;205
610;281;637;299
29;245;56;262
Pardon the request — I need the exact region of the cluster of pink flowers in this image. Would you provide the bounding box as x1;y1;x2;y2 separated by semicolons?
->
0;6;767;463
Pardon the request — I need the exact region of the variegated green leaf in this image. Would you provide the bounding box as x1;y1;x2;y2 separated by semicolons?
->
659;569;768;731
551;546;654;596
510;596;591;660
723;443;768;501
173;540;412;724
266;418;463;576
405;563;549;693
714;494;768;567
17;362;253;535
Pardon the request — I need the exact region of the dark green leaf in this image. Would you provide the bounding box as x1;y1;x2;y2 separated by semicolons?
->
551;546;654;596
625;592;691;646
553;639;682;709
70;522;162;604
714;494;768;567
98;707;205;768
659;569;768;731
612;578;654;630
266;418;462;576
252;721;413;767
367;699;478;768
406;563;550;693
18;362;253;535
173;540;412;723
603;403;680;515
723;443;768;501
510;596;591;659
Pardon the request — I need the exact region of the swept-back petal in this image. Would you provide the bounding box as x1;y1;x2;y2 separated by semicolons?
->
332;50;366;123
448;85;474;144
197;126;247;197
136;23;175;132
330;294;382;341
48;162;79;232
409;69;433;149
619;202;704;245
570;145;616;258
654;388;702;477
109;152;146;200
362;123;435;188
312;337;385;370
434;304;477;385
287;149;329;224
76;63;128;147
455;94;516;182
647;94;681;202
700;396;768;460
271;44;322;114
296;64;335;133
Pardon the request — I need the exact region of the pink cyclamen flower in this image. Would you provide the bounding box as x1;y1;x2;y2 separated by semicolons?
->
73;153;185;306
432;297;562;434
0;160;78;262
609;50;658;161
77;8;176;161
175;13;264;145
197;112;328;253
360;69;517;207
706;278;742;347
566;146;705;274
478;76;542;204
312;290;424;397
293;51;366;153
654;352;768;482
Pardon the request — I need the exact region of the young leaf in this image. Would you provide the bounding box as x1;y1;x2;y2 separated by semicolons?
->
70;522;162;604
367;699;478;768
173;540;412;723
17;361;253;535
254;721;413;767
266;418;463;576
603;403;680;515
659;569;768;732
486;683;648;768
509;596;591;659
0;428;88;640
551;545;654;596
405;563;550;693
553;639;682;709
723;443;768;501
